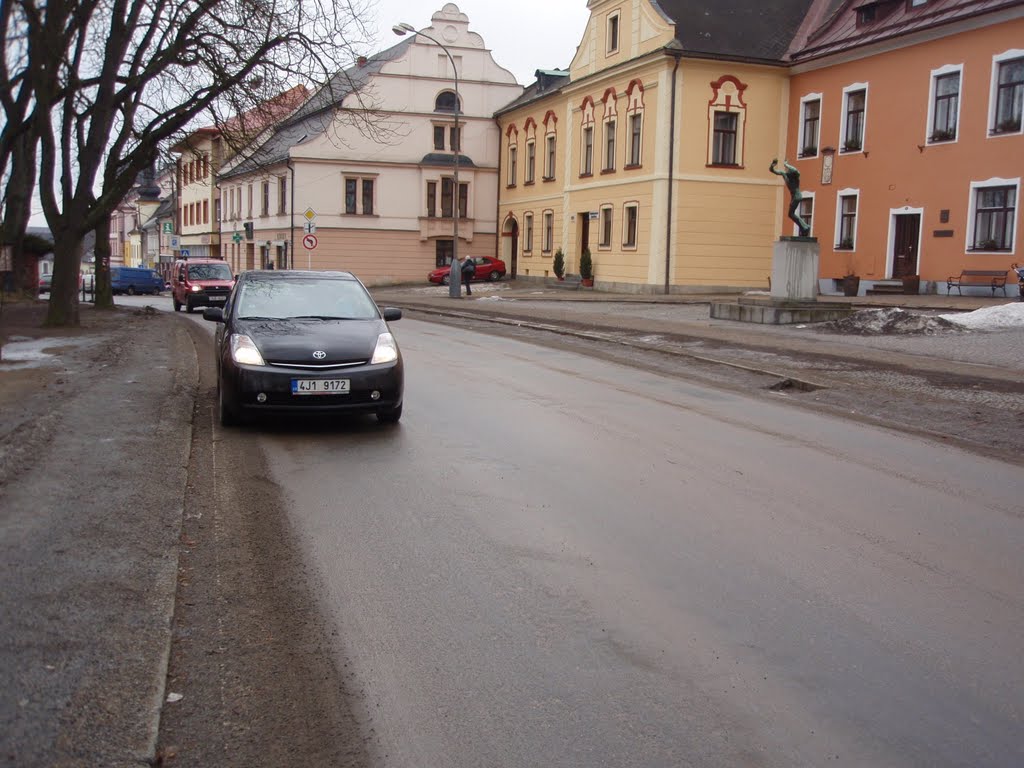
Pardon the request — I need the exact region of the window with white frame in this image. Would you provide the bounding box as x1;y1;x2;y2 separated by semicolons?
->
835;190;860;249
599;206;613;248
607;11;620;54
603;118;616;171
928;66;962;143
545;134;556;180
990;52;1023;134
624;80;645;168
426;181;437;217
278;176;287;214
261;181;269;216
526;140;536;184
507;144;517;187
799;95;821;157
543;211;553;253
524;213;533;253
344;176;376;215
582;126;594;176
433;125;445;150
628;113;642;166
623;203;638;248
795;192;814;236
712;112;738;165
841;84;868;152
968;178;1018;251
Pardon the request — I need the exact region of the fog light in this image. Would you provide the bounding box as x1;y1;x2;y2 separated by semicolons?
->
371;390;381;400
257;392;267;403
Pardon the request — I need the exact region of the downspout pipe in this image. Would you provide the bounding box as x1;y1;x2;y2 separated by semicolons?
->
665;49;682;294
287;159;295;269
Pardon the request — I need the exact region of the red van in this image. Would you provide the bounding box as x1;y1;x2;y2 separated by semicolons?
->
171;257;234;313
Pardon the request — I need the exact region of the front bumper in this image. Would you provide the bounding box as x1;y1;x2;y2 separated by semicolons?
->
225;359;404;416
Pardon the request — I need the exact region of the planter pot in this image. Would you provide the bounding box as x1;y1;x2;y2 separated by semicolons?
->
556;276;564;282
901;275;920;295
581;278;594;287
842;276;860;297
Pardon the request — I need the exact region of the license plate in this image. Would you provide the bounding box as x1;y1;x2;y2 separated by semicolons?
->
209;297;226;304
292;378;350;395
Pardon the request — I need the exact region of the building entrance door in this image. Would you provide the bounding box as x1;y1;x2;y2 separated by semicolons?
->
892;214;920;279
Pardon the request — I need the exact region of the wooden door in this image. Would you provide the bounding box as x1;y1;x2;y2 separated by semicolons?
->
893;214;920;279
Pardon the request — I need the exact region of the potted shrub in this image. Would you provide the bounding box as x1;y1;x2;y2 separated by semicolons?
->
552;248;565;281
995;117;1021;134
929;128;956;143
579;247;594;287
837;237;854;250
842;138;862;152
842;272;860;297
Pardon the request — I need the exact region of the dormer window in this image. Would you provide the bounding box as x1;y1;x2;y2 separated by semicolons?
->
607;11;620;55
858;6;876;24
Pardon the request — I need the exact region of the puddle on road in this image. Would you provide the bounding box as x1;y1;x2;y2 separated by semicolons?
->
0;337;89;369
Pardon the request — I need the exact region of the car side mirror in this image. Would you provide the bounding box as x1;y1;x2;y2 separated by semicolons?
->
202;307;225;323
381;307;402;322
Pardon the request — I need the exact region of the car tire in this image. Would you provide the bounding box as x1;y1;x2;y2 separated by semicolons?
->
173;297;181;312
218;379;239;427
127;285;136;295
441;275;450;286
376;404;403;424
489;271;501;281
185;299;194;313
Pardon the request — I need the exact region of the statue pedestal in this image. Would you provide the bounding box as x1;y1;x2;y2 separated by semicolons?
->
770;236;819;302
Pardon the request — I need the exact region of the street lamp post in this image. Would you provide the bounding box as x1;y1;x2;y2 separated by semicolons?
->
393;22;462;299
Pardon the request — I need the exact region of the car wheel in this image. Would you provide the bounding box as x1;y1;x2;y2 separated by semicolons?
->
376;403;403;424
441;275;450;286
218;379;239;427
173;297;181;312
127;285;136;295
185;299;194;313
489;270;501;281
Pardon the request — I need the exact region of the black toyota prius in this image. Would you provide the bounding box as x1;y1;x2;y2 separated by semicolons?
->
203;270;404;426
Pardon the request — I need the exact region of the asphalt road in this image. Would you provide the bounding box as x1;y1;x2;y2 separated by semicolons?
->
252;317;1022;768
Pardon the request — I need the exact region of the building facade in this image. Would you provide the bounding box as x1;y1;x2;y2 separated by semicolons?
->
785;0;1023;295
218;4;523;285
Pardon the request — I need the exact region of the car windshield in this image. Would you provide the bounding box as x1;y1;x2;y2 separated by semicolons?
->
188;263;233;280
236;278;380;321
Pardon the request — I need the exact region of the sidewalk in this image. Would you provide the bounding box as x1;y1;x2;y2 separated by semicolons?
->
371;281;1024;383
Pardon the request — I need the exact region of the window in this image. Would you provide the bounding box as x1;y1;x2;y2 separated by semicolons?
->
929;69;961;142
508;144;517;187
215;199;221;223
712;112;738;165
342;178;356;214
800;96;821;157
248;185;253;217
427;181;437;217
836;191;859;249
545;135;556;180
278;176;287;214
435;91;460;113
441;178;453;217
261;182;269;216
203;200;209;224
450;126;460;152
459;183;468;219
628;114;642;166
599;207;612;247
526;140;536;184
582;126;594;176
607;12;620;54
969;180;1018;251
543;211;553;253
841;86;868;152
796;193;814;236
524;213;533;253
623;203;638;248
434;126;445;150
603;119;616;171
362;179;374;216
992;55;1023;134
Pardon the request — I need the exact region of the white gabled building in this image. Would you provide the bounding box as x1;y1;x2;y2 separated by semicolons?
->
218;3;523;284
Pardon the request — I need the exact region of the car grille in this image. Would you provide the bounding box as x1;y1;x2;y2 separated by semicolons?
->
202;286;231;297
267;360;369;370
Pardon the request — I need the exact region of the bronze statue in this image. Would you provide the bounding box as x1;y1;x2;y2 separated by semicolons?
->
770;158;810;237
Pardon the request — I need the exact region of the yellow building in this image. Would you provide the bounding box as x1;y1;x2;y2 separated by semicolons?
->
497;0;813;293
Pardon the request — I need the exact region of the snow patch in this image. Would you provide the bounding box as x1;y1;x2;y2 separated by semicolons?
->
939;302;1024;330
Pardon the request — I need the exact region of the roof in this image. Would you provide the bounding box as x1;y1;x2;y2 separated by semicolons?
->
790;0;1024;62
220;40;413;181
170;86;310;154
655;0;818;62
419;153;478;169
495;69;570;115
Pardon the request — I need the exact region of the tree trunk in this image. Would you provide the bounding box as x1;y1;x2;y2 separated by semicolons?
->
2;133;38;297
44;226;81;327
93;215;114;309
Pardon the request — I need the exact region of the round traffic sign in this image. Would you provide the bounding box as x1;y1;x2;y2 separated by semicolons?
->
302;234;318;250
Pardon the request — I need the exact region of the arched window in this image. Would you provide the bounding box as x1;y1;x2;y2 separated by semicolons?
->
435;91;461;113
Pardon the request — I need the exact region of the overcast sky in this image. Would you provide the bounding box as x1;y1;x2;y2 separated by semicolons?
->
368;0;591;84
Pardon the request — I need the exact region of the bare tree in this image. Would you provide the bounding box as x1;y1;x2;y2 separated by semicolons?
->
6;0;374;325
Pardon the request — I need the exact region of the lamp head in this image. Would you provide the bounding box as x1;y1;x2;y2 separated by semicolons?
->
392;22;416;36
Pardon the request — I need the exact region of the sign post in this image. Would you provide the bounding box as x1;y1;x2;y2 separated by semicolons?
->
302;233;318;270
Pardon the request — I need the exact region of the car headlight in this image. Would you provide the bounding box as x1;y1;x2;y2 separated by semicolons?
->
230;334;265;366
190;285;201;292
370;332;399;364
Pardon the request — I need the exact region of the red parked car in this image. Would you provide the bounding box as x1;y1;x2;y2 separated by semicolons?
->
428;255;506;286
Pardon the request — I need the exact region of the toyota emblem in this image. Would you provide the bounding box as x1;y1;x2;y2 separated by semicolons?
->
312;350;327;360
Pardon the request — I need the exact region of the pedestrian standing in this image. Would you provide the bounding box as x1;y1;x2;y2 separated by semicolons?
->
461;255;476;296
